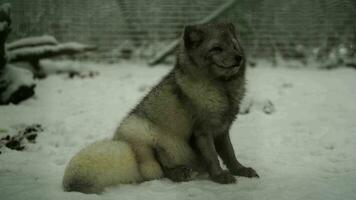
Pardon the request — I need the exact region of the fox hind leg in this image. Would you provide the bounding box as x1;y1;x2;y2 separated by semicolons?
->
154;139;198;182
134;145;164;181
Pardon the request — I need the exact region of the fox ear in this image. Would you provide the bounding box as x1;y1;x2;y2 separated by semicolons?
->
226;23;238;36
226;22;241;44
183;25;203;49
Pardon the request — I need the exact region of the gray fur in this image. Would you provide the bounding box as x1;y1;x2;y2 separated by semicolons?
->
114;22;258;183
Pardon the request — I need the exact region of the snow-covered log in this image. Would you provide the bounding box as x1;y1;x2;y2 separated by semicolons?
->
8;42;97;62
7;41;97;78
6;35;58;51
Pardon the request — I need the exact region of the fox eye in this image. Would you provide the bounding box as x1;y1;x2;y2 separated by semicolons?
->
210;46;223;53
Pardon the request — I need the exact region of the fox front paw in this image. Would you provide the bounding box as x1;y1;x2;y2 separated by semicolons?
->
211;170;236;184
164;165;197;182
231;167;259;178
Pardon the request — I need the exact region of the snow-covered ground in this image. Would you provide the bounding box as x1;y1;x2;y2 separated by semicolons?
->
1;60;356;200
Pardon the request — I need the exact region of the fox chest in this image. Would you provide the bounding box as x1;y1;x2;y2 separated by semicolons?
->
189;82;242;123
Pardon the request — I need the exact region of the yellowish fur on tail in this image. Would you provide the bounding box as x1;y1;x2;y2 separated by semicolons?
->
62;140;143;193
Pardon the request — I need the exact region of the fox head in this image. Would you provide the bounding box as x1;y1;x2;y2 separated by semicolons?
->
182;22;245;80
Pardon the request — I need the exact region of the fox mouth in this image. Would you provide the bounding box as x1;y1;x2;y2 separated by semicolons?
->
215;63;240;69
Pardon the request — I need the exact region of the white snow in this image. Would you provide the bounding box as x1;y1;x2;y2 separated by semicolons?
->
0;60;356;200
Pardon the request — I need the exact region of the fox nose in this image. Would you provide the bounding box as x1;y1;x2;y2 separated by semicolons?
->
235;55;243;65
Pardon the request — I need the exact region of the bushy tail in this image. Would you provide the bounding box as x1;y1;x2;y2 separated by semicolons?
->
62;139;142;194
63;176;102;194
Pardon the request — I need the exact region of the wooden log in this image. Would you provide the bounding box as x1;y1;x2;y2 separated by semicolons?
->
7;42;97;79
6;35;58;51
8;42;97;62
148;0;238;66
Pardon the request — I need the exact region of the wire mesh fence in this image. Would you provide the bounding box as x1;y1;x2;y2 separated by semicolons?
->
1;0;355;62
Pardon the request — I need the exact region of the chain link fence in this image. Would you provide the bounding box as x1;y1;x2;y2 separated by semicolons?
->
2;0;355;63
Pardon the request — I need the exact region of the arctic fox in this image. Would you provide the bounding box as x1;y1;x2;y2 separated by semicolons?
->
63;22;258;194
